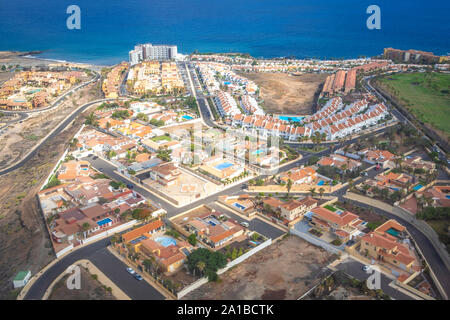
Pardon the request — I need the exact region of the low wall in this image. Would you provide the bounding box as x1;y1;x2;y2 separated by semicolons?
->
344;192;450;299
81;220;137;246
177;238;272;299
41;149;69;190
115;169;180;206
290;228;341;255
248;182;343;194
55;243;74;258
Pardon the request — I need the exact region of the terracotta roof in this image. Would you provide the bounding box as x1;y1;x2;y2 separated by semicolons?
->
122;219;164;243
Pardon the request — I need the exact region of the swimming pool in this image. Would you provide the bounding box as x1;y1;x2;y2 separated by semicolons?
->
154;236;177;247
253;149;264;155
386;228;400;238
390;187;400;191
446;195;450;199
317;180;325;186
27;89;41;94
182;115;194;120
97;218;112;227
278;116;305;123
412;184;423;191
215;162;234;170
233;202;246;210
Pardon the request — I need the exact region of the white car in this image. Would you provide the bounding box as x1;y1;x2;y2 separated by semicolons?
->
126;267;135;275
240;222;249;228
362;265;371;272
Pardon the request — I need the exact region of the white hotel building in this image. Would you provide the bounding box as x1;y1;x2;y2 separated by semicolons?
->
129;44;178;65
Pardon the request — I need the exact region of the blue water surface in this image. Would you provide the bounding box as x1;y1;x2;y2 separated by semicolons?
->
0;1;448;65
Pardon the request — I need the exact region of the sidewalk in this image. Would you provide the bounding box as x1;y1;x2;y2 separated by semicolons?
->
107;246;174;300
17;220;137;300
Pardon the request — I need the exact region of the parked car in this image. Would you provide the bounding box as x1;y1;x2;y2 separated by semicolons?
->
362;265;370;272
134;273;143;281
126;184;134;189
126;267;135;275
240;222;249;228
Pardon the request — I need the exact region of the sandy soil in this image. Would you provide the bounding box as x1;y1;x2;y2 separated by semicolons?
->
242;73;328;115
0;82;102;170
0;99;100;300
183;235;337;300
48;266;116;300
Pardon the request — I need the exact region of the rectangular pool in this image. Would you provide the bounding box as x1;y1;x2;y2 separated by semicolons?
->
182;115;194;120
97;218;112;227
233;202;246;210
215;162;234;170
278;116;305;123
412;184;423;191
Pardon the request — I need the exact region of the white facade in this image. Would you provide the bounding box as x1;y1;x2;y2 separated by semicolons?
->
129;44;178;65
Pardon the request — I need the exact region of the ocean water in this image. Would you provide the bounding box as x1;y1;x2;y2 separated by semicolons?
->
0;0;448;65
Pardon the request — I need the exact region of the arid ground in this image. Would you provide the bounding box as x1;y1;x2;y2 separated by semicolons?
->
242;72;327;115
48;265;116;300
0;85;102;300
183;235;337;300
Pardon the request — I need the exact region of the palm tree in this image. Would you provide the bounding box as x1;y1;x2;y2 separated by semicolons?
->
286;179;293;197
196;261;206;277
319;187;325;199
309;188;316;198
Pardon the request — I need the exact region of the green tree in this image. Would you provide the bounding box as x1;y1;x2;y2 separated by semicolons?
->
188;233;197;246
286;179;293;197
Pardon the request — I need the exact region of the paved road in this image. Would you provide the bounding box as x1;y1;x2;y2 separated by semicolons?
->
24;238;165;300
21;65;450;300
335;259;413;300
343;197;450;298
208;203;286;240
0;98;120;176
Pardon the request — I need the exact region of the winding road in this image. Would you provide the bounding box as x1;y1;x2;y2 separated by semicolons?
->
13;63;450;300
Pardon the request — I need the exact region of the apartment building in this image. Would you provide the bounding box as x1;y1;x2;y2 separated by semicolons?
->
129;43;178;65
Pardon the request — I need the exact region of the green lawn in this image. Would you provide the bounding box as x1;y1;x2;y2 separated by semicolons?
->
377;72;450;137
151;135;171;142
324;205;337;212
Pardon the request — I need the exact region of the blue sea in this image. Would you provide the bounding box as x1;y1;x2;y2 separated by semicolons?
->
0;0;448;65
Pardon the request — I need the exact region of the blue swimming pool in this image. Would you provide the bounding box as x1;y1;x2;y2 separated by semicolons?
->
154;236;177;247
413;184;423;191
317;180;325;186
97;218;112;227
215;162;234;170
390;187;400;191
278;116;305;123
254;149;263;154
182;115;194;120
446;195;450;199
233;202;246;210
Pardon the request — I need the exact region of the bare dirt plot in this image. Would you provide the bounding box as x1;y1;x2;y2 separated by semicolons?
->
0;82;102;169
242;73;328;115
183;235;337;300
0;104;98;300
48;266;116;300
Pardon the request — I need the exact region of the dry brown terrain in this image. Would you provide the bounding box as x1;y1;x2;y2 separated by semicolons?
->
48;266;116;300
0;83;101;170
183;235;337;300
242;72;327;115
0;90;101;300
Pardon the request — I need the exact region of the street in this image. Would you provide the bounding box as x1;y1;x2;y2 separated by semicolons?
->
335;258;413;300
